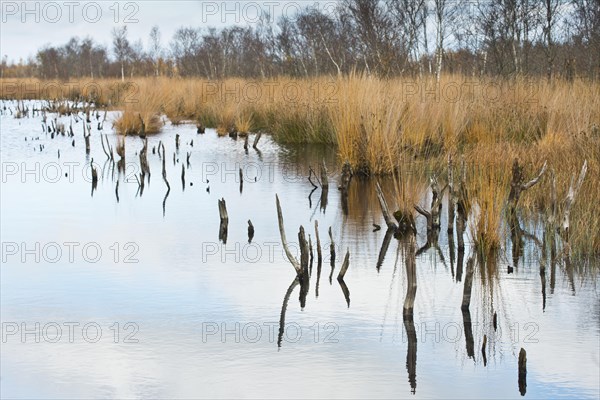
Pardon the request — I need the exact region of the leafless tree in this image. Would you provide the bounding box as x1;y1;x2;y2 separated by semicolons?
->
112;26;131;81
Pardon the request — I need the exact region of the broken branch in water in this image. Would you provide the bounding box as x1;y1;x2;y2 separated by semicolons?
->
375;181;398;231
275;194;302;275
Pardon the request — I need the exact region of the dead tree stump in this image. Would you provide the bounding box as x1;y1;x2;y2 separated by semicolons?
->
461;256;475;310
218;198;229;244
403;234;417;317
508;158;547;219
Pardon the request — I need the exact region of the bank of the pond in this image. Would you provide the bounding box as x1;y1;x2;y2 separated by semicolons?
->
1;75;598;254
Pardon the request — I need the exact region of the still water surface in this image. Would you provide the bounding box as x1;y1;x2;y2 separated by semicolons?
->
1;101;598;399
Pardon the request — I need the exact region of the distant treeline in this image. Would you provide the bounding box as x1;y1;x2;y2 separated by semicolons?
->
2;0;599;80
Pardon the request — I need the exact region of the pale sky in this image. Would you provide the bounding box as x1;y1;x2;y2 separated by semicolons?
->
0;1;338;63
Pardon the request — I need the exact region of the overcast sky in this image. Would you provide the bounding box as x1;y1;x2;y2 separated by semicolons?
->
0;1;337;63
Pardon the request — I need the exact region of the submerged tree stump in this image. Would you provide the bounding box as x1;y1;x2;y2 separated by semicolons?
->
414;175;446;233
340;161;353;195
314;220;323;267
461;257;475;310
340;161;353;214
403;234;417;317
139;138;150;181
508;158;547;219
218;198;229;244
375;181;398;231
320;159;329;190
328;226;336;266
276;195;302;275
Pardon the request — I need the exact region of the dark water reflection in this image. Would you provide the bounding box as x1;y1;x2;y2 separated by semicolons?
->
1;101;599;399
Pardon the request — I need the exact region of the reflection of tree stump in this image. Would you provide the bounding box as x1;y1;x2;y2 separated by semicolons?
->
403;315;417;394
340;161;353;214
518;348;527;396
462;308;475;359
